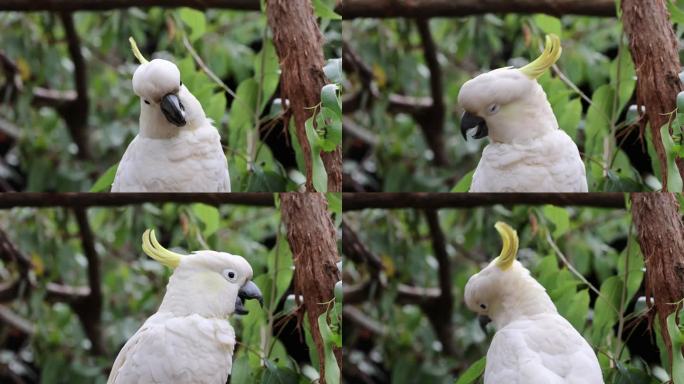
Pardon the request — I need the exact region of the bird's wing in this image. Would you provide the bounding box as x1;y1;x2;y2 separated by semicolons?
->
108;313;235;384
485;314;603;384
112;124;230;192
471;130;586;192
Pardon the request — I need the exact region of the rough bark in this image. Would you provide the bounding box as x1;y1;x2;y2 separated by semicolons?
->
339;0;616;19
631;193;684;363
0;0;260;11
342;192;626;210
267;0;342;192
280;193;341;383
622;0;684;186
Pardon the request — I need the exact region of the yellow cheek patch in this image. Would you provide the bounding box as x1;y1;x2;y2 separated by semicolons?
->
193;271;227;291
519;34;562;80
494;222;519;270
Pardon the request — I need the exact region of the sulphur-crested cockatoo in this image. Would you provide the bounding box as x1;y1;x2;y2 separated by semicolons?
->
464;222;603;384
111;38;230;192
458;35;587;192
107;230;262;384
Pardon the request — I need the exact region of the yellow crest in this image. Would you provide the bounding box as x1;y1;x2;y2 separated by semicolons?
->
494;222;518;270
142;229;181;268
129;37;149;65
519;34;562;79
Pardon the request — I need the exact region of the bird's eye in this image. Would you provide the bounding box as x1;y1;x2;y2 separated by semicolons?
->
180;81;183;86
223;269;238;282
480;304;487;309
487;104;499;115
144;100;150;105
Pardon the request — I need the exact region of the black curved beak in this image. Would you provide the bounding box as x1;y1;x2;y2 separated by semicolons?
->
234;281;264;315
478;315;492;332
160;93;186;127
460;111;488;140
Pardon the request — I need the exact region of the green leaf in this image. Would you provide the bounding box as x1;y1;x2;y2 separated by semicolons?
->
192;203;220;238
321;84;341;115
667;310;684;384
557;98;581;141
660;124;684;192
318;313;341;384
206;92;227;124
312;0;342;20
315;107;341;151
533;14;562;37
254;40;280;113
305;117;328;192
542;205;570;237
609;46;636;114
323;58;343;83
563;289;590;331
261;361;299;384
90;163;118;192
669;0;684;25
617;237;644;304
591;276;623;344
451;170;474;192
179;8;206;42
455;357;486;384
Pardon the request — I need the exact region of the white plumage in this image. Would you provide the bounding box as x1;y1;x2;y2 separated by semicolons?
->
464;222;603;384
112;54;230;192
469;130;587;192
457;35;587;192
108;230;262;384
108;313;235;384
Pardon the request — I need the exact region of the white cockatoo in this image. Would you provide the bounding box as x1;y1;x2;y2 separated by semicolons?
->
458;35;587;192
464;222;603;384
111;38;230;192
107;230;263;384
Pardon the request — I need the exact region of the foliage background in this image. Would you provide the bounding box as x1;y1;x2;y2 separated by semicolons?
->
0;199;342;383
342;1;684;192
0;1;341;192
342;202;684;383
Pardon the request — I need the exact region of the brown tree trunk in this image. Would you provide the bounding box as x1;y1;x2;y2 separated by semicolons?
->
267;0;342;192
280;193;341;382
631;193;684;364
622;0;684;187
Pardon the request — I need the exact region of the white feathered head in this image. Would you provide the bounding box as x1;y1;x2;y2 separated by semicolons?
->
464;222;556;328
129;38;206;135
457;35;562;144
142;229;263;318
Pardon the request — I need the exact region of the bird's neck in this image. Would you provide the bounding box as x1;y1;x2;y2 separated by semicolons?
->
490;270;557;329
158;269;234;318
139;107;181;139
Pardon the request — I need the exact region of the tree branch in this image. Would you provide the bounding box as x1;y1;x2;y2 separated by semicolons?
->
342;192;627;210
622;0;684;186
339;0;616;19
71;208;105;355
422;209;455;356
57;12;90;159
414;19;447;166
267;0;342;192
0;0;260;11
631;193;684;368
280;193;341;383
0;193;275;208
